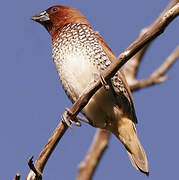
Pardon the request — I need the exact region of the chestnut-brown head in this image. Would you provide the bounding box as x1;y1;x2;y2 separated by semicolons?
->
32;5;89;38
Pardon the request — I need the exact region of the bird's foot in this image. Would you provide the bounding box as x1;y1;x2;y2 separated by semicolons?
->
62;108;90;128
93;70;110;90
61;111;73;128
63;108;81;128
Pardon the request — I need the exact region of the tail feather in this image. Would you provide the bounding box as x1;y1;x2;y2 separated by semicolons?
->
113;117;149;175
126;140;149;176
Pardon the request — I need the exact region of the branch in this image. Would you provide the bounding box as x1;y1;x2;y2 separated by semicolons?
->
123;0;179;83
13;174;20;180
76;129;110;180
27;156;42;180
26;2;179;180
123;28;150;84
130;45;179;91
26;121;68;180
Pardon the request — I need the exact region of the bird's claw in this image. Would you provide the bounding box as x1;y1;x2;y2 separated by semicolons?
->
65;108;73;116
61;113;73;129
62;108;82;128
94;70;109;90
76;116;91;125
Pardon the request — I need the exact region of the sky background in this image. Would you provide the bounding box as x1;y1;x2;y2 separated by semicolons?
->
0;0;179;179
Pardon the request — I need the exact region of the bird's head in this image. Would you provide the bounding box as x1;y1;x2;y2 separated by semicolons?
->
32;5;89;38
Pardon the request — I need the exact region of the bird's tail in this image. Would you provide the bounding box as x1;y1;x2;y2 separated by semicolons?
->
113;117;149;175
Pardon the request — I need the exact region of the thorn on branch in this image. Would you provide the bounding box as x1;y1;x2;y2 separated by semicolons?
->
28;155;42;179
13;173;20;180
154;75;169;83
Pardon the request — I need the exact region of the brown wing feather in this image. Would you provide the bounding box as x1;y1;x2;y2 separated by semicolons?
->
96;32;138;123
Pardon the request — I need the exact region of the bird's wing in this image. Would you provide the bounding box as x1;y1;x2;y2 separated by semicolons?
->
96;32;138;123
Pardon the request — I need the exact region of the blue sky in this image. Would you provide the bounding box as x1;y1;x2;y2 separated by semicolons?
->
0;0;178;179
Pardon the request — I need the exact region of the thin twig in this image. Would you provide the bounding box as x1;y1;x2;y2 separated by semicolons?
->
76;129;111;180
130;46;179;91
28;156;42;179
123;28;150;84
13;173;20;180
123;0;179;83
26;121;68;180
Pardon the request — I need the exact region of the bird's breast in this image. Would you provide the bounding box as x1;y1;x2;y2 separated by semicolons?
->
55;47;98;102
52;23;111;102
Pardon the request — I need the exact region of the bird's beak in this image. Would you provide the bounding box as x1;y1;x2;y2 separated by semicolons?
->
31;11;50;22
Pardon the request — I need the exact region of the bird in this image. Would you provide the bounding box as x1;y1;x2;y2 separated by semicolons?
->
32;5;149;175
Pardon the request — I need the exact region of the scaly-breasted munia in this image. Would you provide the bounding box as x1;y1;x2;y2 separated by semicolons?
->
32;5;149;175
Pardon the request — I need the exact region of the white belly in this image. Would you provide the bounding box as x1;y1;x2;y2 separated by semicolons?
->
57;51;99;102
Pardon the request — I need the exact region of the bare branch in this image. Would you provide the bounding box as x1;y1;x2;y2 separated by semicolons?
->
13;173;20;180
26;2;179;180
27;156;42;180
76;129;110;180
26;121;68;180
151;46;179;77
123;28;150;84
130;46;179;91
123;0;179;82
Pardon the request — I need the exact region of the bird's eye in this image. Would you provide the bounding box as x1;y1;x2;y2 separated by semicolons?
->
53;8;57;12
51;7;58;13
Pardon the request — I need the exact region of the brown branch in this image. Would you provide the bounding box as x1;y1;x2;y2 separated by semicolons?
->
13;173;20;180
26;2;179;180
123;0;179;82
28;156;42;180
130;45;179;91
123;28;150;84
76;129;111;180
76;2;179;180
26;121;68;180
